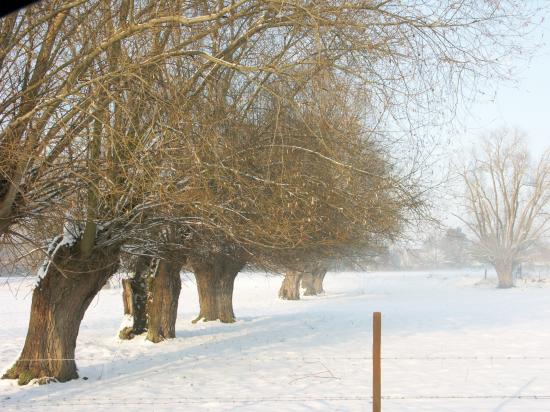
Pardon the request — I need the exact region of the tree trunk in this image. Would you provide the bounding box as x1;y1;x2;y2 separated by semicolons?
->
146;259;182;343
190;256;244;323
495;260;514;288
121;279;133;315
301;273;315;295
301;265;328;296
312;268;327;294
279;271;303;300
2;237;120;385
119;255;152;340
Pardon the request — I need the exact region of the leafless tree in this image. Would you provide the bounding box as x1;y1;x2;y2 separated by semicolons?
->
458;129;550;288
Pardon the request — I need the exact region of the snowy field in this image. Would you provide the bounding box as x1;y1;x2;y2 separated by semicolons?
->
1;269;550;411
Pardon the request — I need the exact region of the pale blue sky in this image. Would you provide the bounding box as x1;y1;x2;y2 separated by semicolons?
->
455;13;550;156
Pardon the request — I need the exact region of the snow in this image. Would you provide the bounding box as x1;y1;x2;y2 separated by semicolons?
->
35;235;62;285
1;269;550;411
119;314;134;330
35;226;79;287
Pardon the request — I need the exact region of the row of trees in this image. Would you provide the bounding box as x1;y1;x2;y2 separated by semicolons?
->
0;0;532;384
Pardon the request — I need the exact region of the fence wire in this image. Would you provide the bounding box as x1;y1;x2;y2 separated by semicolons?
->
2;354;550;407
12;355;550;362
3;394;550;408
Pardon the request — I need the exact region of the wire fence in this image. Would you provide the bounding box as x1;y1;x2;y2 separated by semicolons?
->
12;355;550;361
2;353;550;408
3;395;550;408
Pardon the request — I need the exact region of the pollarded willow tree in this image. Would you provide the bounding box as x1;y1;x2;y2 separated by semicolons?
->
301;263;329;296
458;129;550;288
183;70;422;318
0;0;538;385
2;17;180;382
280;261;330;300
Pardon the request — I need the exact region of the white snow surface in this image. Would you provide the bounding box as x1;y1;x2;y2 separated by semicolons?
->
1;269;550;411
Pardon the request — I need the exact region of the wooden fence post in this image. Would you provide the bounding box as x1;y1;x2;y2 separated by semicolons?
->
373;311;381;412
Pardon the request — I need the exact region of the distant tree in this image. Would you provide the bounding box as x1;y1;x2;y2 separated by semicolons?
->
420;232;444;267
279;261;329;300
458;129;550;288
440;227;470;267
301;262;329;296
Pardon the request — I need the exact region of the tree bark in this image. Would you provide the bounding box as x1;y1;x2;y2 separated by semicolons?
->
311;268;327;295
121;279;133;315
495;259;514;288
190;255;244;323
119;255;152;340
279;271;303;300
301;265;328;296
146;259;182;343
2;238;120;385
301;273;315;295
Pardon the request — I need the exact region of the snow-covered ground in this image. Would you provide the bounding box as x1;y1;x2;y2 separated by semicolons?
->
1;269;550;411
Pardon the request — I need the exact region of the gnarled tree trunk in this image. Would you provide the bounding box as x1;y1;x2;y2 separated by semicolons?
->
301;273;315;295
279;271;303;300
312;269;327;294
302;265;328;296
495;259;514;288
146;259;182;343
2;237;120;385
190;255;244;323
119;255;152;340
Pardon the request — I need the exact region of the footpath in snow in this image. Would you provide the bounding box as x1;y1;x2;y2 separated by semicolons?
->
0;269;549;411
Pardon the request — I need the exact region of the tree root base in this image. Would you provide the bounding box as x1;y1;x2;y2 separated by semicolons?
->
118;326;147;340
119;327;136;340
192;314;235;324
2;364;75;386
